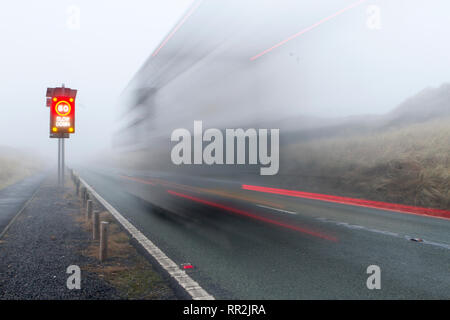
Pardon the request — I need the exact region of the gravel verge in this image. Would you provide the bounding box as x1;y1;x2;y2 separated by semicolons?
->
0;174;164;299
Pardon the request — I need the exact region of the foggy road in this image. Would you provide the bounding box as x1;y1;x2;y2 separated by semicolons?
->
74;166;450;299
0;0;449;310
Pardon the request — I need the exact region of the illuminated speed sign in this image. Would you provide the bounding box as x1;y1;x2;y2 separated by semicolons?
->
46;86;77;137
55;100;72;116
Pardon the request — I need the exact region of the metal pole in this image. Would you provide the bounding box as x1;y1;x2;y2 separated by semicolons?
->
83;191;89;208
62;138;65;187
92;210;100;240
58;138;61;186
86;200;93;221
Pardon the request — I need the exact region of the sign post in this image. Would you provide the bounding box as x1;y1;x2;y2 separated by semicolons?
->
46;84;77;187
58;138;61;185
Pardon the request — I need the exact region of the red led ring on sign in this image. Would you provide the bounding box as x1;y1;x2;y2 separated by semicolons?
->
55;101;71;116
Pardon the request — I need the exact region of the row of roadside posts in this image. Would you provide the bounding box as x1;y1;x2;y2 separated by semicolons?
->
70;169;109;262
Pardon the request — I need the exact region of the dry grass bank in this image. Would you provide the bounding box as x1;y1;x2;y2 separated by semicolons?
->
281;117;450;209
74;208;177;299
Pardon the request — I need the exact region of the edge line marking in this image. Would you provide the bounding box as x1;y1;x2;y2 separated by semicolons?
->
256;204;297;215
77;175;214;300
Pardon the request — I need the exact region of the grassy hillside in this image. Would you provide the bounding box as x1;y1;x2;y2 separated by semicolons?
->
0;147;43;190
281;117;450;210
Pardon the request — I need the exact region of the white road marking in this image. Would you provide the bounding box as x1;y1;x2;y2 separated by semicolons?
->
317;217;450;251
77;175;214;300
421;239;450;250
256;204;297;215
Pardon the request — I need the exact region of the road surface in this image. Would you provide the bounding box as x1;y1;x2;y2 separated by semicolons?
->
0;172;47;237
75;166;450;299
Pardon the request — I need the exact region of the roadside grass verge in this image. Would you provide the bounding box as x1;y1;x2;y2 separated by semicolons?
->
73;206;177;300
0;148;43;190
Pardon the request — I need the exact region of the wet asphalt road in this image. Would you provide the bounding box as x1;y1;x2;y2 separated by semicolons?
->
73;167;450;299
0;172;47;235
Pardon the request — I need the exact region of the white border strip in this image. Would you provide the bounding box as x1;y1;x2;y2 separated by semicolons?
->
77;176;215;300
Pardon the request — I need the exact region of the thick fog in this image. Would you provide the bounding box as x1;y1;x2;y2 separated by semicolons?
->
0;0;193;163
1;0;450;164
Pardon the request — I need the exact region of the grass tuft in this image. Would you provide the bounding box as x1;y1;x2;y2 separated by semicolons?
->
281;117;450;209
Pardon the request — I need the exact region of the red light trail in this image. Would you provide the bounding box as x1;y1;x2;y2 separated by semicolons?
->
242;184;450;220
152;0;203;57
250;0;367;61
167;190;338;242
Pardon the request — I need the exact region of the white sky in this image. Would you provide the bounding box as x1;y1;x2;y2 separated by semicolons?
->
1;0;449;163
0;0;193;161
